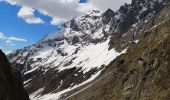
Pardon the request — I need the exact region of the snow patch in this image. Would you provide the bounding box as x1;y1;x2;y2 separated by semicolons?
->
30;70;102;100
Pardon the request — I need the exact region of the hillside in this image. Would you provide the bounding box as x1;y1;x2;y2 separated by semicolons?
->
7;0;170;100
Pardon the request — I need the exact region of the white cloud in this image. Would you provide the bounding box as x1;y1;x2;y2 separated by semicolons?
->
18;6;44;24
5;40;12;44
5;0;132;25
86;0;132;11
0;32;27;44
0;32;27;42
7;43;15;46
4;0;17;5
5;40;15;46
51;17;67;25
8;37;27;42
0;32;6;40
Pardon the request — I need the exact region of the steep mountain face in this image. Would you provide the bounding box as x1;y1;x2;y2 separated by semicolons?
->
0;50;30;100
67;19;170;100
7;0;169;100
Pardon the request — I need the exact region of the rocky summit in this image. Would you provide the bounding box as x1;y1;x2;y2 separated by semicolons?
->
7;0;170;100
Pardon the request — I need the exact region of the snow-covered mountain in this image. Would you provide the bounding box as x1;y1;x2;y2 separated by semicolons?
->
8;9;123;75
8;9;125;100
7;0;169;100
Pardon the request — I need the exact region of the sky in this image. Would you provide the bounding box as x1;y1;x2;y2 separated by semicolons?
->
0;0;131;54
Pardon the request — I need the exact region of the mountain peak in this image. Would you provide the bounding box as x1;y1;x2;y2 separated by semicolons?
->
102;8;115;17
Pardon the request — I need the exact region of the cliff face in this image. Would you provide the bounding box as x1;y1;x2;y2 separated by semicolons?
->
0;50;30;100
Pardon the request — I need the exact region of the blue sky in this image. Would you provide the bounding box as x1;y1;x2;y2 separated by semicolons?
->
0;1;58;53
79;0;87;3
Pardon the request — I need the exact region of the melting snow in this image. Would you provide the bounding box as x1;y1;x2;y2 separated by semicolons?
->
31;38;127;73
30;70;102;100
27;36;127;100
134;40;139;43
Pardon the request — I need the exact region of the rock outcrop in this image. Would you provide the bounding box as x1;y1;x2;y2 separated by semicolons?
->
0;50;30;100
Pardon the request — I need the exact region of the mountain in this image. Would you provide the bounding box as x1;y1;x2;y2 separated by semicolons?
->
8;9;125;100
7;0;170;100
0;50;30;100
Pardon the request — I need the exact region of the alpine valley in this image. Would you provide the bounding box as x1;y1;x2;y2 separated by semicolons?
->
6;0;170;100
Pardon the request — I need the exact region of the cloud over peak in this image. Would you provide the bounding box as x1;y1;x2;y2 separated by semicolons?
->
5;0;132;25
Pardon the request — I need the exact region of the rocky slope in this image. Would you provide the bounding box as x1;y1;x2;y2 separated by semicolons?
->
67;19;170;100
7;0;170;100
0;50;30;100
